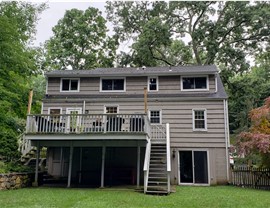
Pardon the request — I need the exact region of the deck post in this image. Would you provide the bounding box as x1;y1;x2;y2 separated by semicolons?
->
101;146;106;188
67;142;73;188
79;147;82;184
33;141;40;187
137;146;141;188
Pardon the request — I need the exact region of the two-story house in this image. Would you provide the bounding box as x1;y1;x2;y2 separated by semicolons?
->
24;65;230;194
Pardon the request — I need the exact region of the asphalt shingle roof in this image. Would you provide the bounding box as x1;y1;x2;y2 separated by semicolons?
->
46;65;218;77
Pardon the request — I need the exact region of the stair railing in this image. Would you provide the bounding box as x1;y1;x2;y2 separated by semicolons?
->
18;133;32;157
143;137;151;193
166;123;171;193
151;124;166;143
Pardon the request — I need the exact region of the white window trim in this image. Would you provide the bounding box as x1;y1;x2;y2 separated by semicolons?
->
148;109;162;125
45;77;48;94
147;76;159;92
48;107;63;122
60;78;80;92
104;105;119;114
48;107;62;115
192;109;207;131
177;149;210;186
181;75;209;91
100;77;126;92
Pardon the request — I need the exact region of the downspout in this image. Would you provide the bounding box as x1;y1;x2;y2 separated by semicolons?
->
223;99;229;182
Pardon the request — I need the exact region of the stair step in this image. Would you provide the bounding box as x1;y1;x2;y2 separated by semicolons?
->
147;185;168;190
146;190;168;195
148;181;167;184
149;176;167;179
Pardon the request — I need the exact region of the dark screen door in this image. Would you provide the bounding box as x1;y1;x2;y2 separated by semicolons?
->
179;150;208;184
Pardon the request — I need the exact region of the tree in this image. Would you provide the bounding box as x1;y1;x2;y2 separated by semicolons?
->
46;7;117;70
0;2;46;160
236;97;270;167
106;1;270;74
227;52;270;134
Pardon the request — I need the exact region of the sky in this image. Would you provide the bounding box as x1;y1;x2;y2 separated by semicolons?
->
34;1;107;46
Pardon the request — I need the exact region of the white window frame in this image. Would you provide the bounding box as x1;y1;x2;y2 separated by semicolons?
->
104;105;119;114
181;75;209;91
148;76;159;91
60;78;80;92
148;110;162;125
100;77;126;92
178;149;210;186
48;107;63;122
192;109;207;131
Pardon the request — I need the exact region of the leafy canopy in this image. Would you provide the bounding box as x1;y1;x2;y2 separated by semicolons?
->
46;7;117;70
106;1;270;74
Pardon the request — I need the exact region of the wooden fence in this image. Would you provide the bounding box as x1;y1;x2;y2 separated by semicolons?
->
231;166;270;190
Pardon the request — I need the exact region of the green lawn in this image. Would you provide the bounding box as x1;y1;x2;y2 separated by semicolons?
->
0;186;269;208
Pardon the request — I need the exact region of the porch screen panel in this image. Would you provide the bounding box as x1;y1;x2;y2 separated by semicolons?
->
179;151;193;183
194;151;208;184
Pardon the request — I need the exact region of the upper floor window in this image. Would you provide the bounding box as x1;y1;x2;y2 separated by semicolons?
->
192;109;207;131
148;77;158;91
181;76;208;91
61;78;79;92
149;110;161;124
101;78;125;91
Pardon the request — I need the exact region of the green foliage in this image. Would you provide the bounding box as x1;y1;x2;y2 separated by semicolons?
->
0;2;46;160
227;54;270;134
106;1;270;74
0;161;33;173
46;7;117;70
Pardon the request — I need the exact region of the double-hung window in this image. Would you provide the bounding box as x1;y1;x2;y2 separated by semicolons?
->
149;110;161;124
182;76;208;91
61;78;79;92
148;77;158;91
101;78;125;91
192;109;207;131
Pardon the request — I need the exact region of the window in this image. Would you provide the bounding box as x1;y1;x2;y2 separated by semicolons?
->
193;109;207;131
101;78;125;91
48;108;62;123
105;106;118;114
148;77;158;91
149;110;161;124
61;78;79;92
182;77;208;90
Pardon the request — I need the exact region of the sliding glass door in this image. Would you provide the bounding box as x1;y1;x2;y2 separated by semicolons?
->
179;150;209;184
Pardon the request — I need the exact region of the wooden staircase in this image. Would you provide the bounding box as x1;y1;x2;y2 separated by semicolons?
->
144;123;171;195
146;143;169;194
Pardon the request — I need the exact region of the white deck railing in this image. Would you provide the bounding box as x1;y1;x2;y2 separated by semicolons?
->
26;114;150;135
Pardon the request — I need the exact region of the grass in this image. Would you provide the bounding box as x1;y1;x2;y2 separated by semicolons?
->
0;186;269;208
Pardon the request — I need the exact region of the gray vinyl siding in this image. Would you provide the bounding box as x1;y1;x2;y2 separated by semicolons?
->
42;99;225;148
170;147;227;185
46;75;216;95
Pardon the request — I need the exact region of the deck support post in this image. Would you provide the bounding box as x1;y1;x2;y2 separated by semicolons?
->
67;142;73;188
79;147;82;184
101;146;106;188
137;146;141;188
33;141;40;187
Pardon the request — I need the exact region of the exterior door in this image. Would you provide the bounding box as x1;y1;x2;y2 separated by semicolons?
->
179;150;209;185
66;108;82;133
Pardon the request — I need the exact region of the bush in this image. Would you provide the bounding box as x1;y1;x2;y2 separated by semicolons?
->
0;161;33;173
